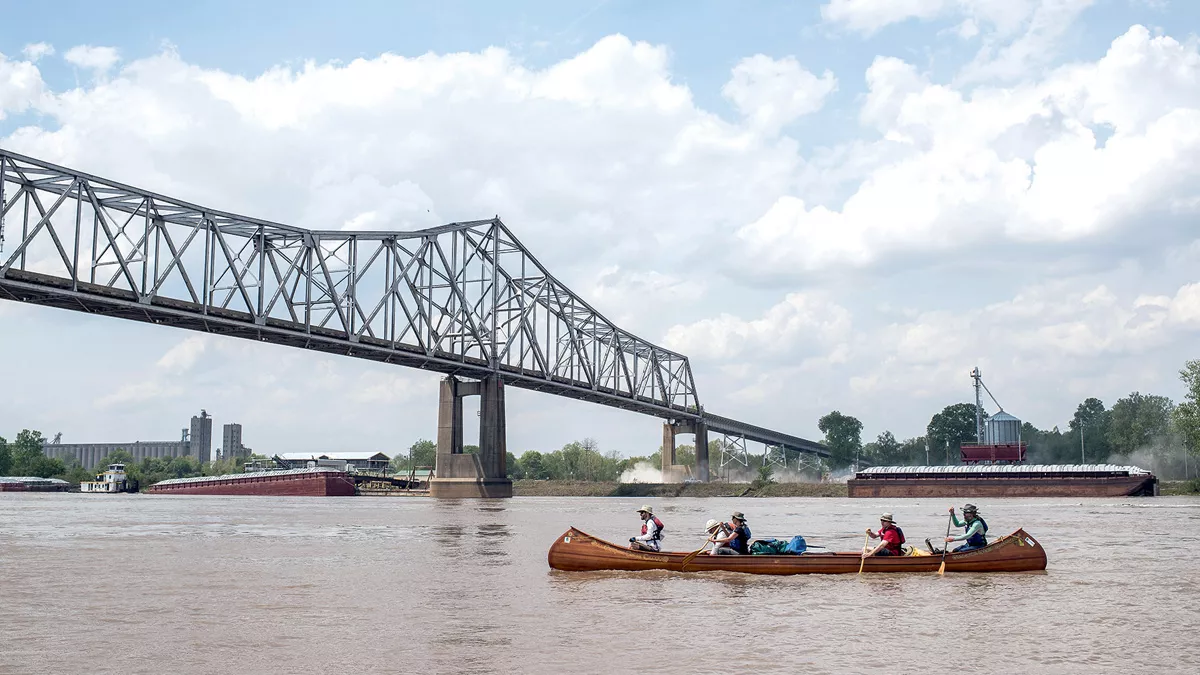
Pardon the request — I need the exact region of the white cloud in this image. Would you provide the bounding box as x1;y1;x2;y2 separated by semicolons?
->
959;0;1098;83
736;25;1200;275
0;52;45;119
722;55;837;134
63;45;120;72
663;292;852;361
156;336;208;374
823;0;1097;84
22;43;54;61
821;0;962;35
822;0;1053;37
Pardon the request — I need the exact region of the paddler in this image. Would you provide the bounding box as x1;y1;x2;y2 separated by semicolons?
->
709;511;751;555
629;505;664;552
703;518;732;555
944;504;988;552
863;512;904;557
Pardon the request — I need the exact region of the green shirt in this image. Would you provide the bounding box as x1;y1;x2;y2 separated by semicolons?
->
949;514;984;542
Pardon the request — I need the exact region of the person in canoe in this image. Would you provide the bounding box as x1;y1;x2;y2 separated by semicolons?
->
709;511;752;555
863;512;904;557
944;504;988;552
629;505;665;552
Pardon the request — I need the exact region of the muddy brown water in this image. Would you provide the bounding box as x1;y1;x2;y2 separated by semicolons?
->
1;494;1197;674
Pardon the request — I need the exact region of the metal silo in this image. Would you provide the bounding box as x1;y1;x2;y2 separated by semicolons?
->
985;411;1021;445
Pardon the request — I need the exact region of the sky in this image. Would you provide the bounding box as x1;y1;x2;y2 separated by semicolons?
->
2;0;1199;459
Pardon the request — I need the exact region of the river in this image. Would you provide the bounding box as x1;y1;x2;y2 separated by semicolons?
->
1;494;1197;674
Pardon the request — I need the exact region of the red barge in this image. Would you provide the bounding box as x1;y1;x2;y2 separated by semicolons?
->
147;467;356;496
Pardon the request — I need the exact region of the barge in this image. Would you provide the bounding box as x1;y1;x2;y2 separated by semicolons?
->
147;467;356;496
0;476;70;492
847;464;1158;498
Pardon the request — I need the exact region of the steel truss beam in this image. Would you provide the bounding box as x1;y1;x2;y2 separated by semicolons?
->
0;149;696;417
0;149;826;453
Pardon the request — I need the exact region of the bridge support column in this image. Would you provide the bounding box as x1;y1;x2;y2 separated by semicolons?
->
430;375;512;499
660;419;710;482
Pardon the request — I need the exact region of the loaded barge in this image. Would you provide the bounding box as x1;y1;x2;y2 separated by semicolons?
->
847;464;1158;498
147;467;357;496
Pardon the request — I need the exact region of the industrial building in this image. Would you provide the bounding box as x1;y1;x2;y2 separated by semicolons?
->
189;410;213;465
41;409;229;470
221;423;252;460
277;452;392;473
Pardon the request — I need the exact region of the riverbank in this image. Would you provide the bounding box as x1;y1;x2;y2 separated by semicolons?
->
512;480;848;498
1160;480;1200;496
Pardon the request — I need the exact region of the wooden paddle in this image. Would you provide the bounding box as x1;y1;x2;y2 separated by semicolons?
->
937;514;953;575
858;532;869;575
680;538;713;571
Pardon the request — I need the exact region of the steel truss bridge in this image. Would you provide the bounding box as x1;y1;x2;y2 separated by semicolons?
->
0;149;826;464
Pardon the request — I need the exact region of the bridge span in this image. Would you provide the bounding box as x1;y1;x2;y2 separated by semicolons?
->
0;149;826;495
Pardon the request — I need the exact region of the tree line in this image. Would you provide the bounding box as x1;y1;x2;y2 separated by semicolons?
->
389;437;698;482
815;359;1200;479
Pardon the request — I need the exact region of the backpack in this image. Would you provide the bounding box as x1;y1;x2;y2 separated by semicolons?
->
651;516;665;540
893;525;906;545
784;535;807;555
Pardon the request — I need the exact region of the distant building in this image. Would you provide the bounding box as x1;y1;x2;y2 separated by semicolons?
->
43;440;191;469
222;423;246;460
42;409;230;470
190;410;213;465
277;452;391;473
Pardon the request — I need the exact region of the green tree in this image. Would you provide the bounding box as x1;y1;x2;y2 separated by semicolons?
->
519;450;548;480
1173;360;1200;464
898;436;929;465
862;430;903;466
927;404;981;464
407;439;437;469
1069;397;1112;462
506;451;523;479
10;429;47;469
818;411;863;469
1108;392;1174;455
0;435;11;475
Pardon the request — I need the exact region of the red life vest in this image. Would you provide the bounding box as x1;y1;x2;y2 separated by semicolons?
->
641;516;665;540
880;524;905;554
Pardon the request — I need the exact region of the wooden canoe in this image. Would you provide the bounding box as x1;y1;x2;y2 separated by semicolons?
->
547;527;1047;574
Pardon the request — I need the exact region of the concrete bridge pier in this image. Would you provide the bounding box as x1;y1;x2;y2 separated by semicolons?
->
661;419;710;482
430;375;513;498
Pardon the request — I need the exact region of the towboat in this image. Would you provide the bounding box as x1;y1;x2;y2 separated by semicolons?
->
547;527;1047;574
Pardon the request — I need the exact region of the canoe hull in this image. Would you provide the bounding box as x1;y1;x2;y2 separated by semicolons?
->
547;527;1047;575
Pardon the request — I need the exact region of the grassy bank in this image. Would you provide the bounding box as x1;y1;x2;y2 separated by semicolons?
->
1160;480;1200;496
512;480;848;498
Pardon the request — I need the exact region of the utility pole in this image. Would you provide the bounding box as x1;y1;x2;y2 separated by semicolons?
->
971;367;984;443
1080;424;1085;464
925;438;930;466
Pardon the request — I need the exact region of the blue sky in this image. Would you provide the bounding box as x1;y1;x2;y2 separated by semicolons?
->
2;0;1200;462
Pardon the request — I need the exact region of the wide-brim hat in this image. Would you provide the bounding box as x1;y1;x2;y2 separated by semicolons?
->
731;511;747;521
636;505;653;514
963;504;978;513
705;518;720;533
880;513;895;523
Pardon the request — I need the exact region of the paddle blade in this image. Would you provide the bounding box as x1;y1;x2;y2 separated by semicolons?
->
937;559;946;575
